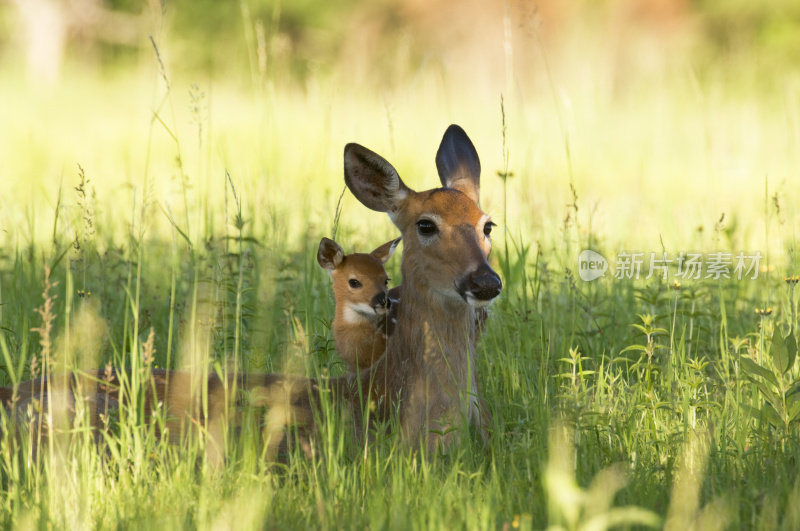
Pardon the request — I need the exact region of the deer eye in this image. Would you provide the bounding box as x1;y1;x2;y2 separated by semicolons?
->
483;221;496;237
417;219;438;237
348;278;362;289
385;278;390;287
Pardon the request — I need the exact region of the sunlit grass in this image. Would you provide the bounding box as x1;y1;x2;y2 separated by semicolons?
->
0;13;800;528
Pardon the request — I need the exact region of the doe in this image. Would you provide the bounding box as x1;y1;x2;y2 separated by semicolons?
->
344;124;502;450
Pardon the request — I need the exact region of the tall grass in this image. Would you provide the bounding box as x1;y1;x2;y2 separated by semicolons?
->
0;11;799;529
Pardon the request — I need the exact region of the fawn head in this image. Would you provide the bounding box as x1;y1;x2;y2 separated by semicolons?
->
317;237;401;321
343;124;501;308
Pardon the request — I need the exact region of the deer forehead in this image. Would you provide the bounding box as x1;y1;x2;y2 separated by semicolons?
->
333;254;387;281
400;189;486;228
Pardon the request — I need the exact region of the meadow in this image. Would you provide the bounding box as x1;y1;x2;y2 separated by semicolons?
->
1;2;800;528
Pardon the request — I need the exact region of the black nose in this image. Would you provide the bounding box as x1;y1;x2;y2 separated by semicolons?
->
373;292;387;308
466;265;502;301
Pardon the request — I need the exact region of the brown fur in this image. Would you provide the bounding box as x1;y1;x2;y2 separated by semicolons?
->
331;322;386;372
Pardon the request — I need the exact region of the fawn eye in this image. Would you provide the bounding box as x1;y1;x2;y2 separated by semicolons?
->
348;278;362;289
385;278;390;286
483;221;495;237
417;219;438;237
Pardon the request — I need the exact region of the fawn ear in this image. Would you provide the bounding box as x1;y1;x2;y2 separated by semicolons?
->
370;237;401;264
435;124;481;204
344;143;412;215
317;238;344;271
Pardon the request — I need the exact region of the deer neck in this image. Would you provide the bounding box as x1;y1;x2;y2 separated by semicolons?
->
380;272;482;445
390;274;477;370
333;306;385;363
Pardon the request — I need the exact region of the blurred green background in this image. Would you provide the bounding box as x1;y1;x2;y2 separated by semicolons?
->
5;0;800;83
1;0;800;258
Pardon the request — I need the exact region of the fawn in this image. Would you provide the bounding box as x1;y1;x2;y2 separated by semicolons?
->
317;237;401;373
343;123;502;450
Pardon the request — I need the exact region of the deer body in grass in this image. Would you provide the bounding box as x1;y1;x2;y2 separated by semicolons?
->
344;124;502;450
317;237;400;374
0;124;501;458
0;367;315;464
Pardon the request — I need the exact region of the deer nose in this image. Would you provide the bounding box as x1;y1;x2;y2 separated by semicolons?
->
466;265;502;301
372;292;388;308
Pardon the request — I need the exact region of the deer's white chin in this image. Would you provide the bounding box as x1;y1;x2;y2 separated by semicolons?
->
464;293;495;309
343;303;379;324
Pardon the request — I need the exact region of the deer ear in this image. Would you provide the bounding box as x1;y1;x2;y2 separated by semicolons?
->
317;238;344;271
344;143;412;214
435;124;480;204
370;237;401;264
